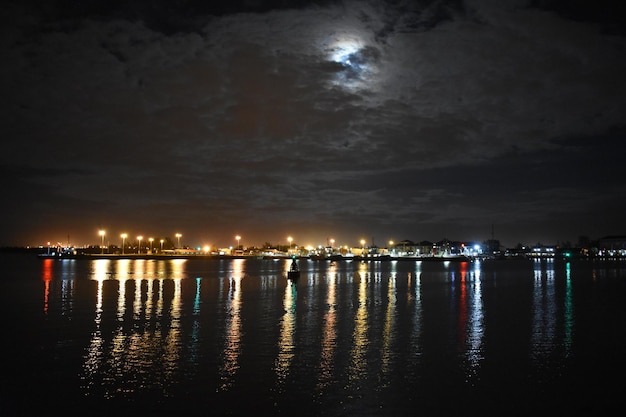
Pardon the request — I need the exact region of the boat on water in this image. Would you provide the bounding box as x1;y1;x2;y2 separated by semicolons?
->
287;258;300;281
37;246;77;258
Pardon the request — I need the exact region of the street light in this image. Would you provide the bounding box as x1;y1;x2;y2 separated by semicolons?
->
160;239;164;252
236;235;241;252
99;230;105;254
175;233;182;248
121;233;127;255
137;236;143;254
360;239;366;256
287;236;293;254
149;237;154;253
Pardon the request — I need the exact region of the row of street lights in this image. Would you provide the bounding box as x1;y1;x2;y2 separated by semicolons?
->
97;231;350;255
98;230;182;254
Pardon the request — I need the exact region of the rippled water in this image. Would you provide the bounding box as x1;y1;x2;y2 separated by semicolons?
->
1;254;625;416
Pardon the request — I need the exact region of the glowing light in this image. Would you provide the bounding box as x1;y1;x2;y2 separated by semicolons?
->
329;36;363;65
325;34;379;90
99;230;105;254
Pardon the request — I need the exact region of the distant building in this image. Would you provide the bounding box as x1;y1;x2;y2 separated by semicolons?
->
529;245;556;258
597;235;626;257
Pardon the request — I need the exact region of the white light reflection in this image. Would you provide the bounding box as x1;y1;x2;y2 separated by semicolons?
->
163;277;183;379
317;262;338;391
116;277;127;322
133;275;143;320
219;259;244;391
531;259;557;361
409;262;423;365
60;261;75;317
380;272;397;381
80;259;187;399
458;261;484;383
348;263;369;386
564;262;574;357
275;278;297;391
81;261;108;390
188;277;202;366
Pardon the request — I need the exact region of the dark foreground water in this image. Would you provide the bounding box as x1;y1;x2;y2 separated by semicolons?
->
1;254;625;416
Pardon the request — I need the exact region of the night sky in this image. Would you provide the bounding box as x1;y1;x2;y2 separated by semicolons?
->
2;0;626;249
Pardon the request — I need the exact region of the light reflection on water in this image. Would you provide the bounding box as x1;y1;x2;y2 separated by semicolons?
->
23;257;626;415
348;263;369;388
316;262;338;391
275;279;296;391
457;261;484;383
219;259;244;391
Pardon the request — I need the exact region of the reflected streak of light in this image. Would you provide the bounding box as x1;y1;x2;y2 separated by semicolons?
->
157;278;164;319
117;278;127;322
135;259;145;280
381;273;397;378
163;278;183;378
466;265;484;379
349;265;369;384
171;259;187;280
194;277;201;316
219;259;244;391
317;263;338;389
116;259;131;280
81;277;105;390
145;278;154;318
457;267;468;353
41;259;53;315
146;260;156;280
409;268;423;362
275;279;297;390
60;261;75;317
189;277;202;365
564;262;574;357
133;278;143;321
81;259;190;398
91;259;110;281
317;267;338;390
531;259;557;360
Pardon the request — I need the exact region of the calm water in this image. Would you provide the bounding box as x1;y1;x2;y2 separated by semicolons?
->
1;254;625;416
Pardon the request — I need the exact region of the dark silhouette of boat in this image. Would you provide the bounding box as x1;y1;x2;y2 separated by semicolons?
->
287;258;300;281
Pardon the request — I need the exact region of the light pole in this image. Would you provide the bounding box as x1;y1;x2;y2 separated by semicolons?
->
121;233;127;255
160;239;164;252
287;236;293;254
149;238;154;254
175;233;182;248
236;235;241;252
360;239;366;257
137;236;143;254
99;230;105;254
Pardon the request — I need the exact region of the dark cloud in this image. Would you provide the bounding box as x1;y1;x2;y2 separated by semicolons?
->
2;0;626;248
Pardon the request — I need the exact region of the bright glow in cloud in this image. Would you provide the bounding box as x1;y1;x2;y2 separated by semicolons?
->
324;33;379;90
328;35;364;64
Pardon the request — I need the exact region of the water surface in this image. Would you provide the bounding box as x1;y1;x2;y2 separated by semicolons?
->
1;254;625;416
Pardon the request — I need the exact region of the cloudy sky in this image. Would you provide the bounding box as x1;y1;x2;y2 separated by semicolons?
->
2;0;625;249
